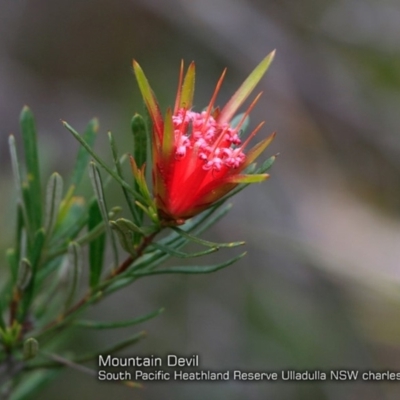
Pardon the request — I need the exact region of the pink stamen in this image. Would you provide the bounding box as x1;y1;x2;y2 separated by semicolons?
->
172;107;247;171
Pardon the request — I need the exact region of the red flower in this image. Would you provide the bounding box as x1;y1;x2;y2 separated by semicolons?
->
133;52;276;224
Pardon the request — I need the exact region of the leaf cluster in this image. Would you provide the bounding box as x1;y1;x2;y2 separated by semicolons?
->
0;105;275;398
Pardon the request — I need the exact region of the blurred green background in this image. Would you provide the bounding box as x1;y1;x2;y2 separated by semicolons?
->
2;0;400;399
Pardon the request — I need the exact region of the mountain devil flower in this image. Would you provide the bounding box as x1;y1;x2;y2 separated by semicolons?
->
132;52;276;224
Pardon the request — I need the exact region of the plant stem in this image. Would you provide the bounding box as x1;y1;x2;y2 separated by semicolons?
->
109;230;159;277
38;230;160;336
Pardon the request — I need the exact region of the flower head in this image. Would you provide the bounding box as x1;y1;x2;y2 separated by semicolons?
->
133;52;276;224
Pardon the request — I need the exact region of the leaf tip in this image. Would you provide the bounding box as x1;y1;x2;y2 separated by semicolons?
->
269;49;276;60
21;105;31;114
91;118;100;132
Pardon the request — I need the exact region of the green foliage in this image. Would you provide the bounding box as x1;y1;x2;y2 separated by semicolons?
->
88;201;106;289
1;105;259;396
70;118;98;189
19;106;42;233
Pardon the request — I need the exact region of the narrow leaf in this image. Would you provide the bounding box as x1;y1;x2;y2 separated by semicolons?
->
20;106;42;230
162;108;174;158
92;205;234;295
44;173;63;236
29;228;46;269
19;229;45;319
63;121;144;202
89;162;119;269
109;221;136;256
219;51;275;124
225;174;269;184
243;131;276;167
108;131;139;225
70;118;99;189
213;155;275;208
7;370;60;400
129;156;154;206
0;297;6;330
257;154;277;173
46;206;120;262
17;258;32;291
150;242;219;258
88;201;106;289
179;62;195;109
6;248;18;284
64;242;83;311
73;307;164;329
9;135;30;235
134;252;246;276
172;227;245;248
131;114;148;169
132;60;163;137
113;218;145;234
130;204;234;273
23;338;39;360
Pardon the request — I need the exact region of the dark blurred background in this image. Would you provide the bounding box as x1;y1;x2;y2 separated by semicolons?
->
2;0;400;399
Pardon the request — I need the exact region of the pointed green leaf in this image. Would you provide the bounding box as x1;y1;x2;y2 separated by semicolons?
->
113;218;146;234
19;228;45;319
6;248;18;283
130;115;149;239
129;156;154;207
46;206;120;262
106;204;235;293
20;106;42;231
9;135;30;236
88;201;106;289
230;113;249;136
70;118;98;189
243;132;276;167
131;114;148;169
257;154;277;173
172;227;244;248
89;162;119;269
134;252;246;276
0;298;6;330
134;201;159;224
63;121;144;202
132;60;163;137
129;204;234;274
17;258;32;291
7;370;60;400
162;108;174;158
213;156;276;208
51;195;86;243
109;221;136;256
150;242;219;258
108;131;140;226
15;204;24;268
73;308;164;329
64;242;83;311
23;338;39;360
219;51;275;124
179;62;195;109
44;173;63;236
30;228;46;268
225;174;269;184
